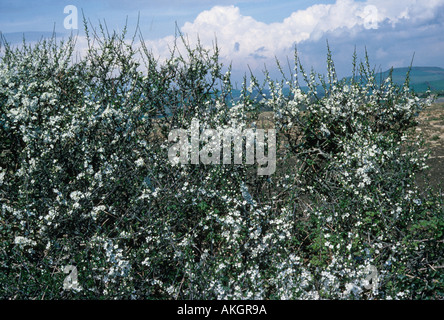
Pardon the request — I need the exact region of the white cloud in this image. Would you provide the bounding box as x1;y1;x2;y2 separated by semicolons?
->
4;0;443;83
128;0;444;81
367;0;444;24
143;0;442;70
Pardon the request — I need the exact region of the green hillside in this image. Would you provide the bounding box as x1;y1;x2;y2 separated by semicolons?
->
376;66;444;93
232;67;444;103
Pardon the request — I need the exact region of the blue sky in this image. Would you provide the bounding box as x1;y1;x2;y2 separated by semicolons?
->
1;0;444;83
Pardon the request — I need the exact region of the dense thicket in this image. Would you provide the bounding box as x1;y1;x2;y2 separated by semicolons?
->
0;25;442;299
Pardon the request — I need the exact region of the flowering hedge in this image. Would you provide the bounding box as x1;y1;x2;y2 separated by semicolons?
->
0;26;443;299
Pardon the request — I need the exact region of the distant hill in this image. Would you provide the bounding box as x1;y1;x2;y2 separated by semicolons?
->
374;67;444;93
230;66;444;103
334;66;444;94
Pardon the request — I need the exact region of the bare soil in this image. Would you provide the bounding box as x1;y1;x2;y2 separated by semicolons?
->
415;100;444;192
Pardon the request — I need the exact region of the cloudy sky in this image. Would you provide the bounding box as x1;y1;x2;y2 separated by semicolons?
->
1;0;444;83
